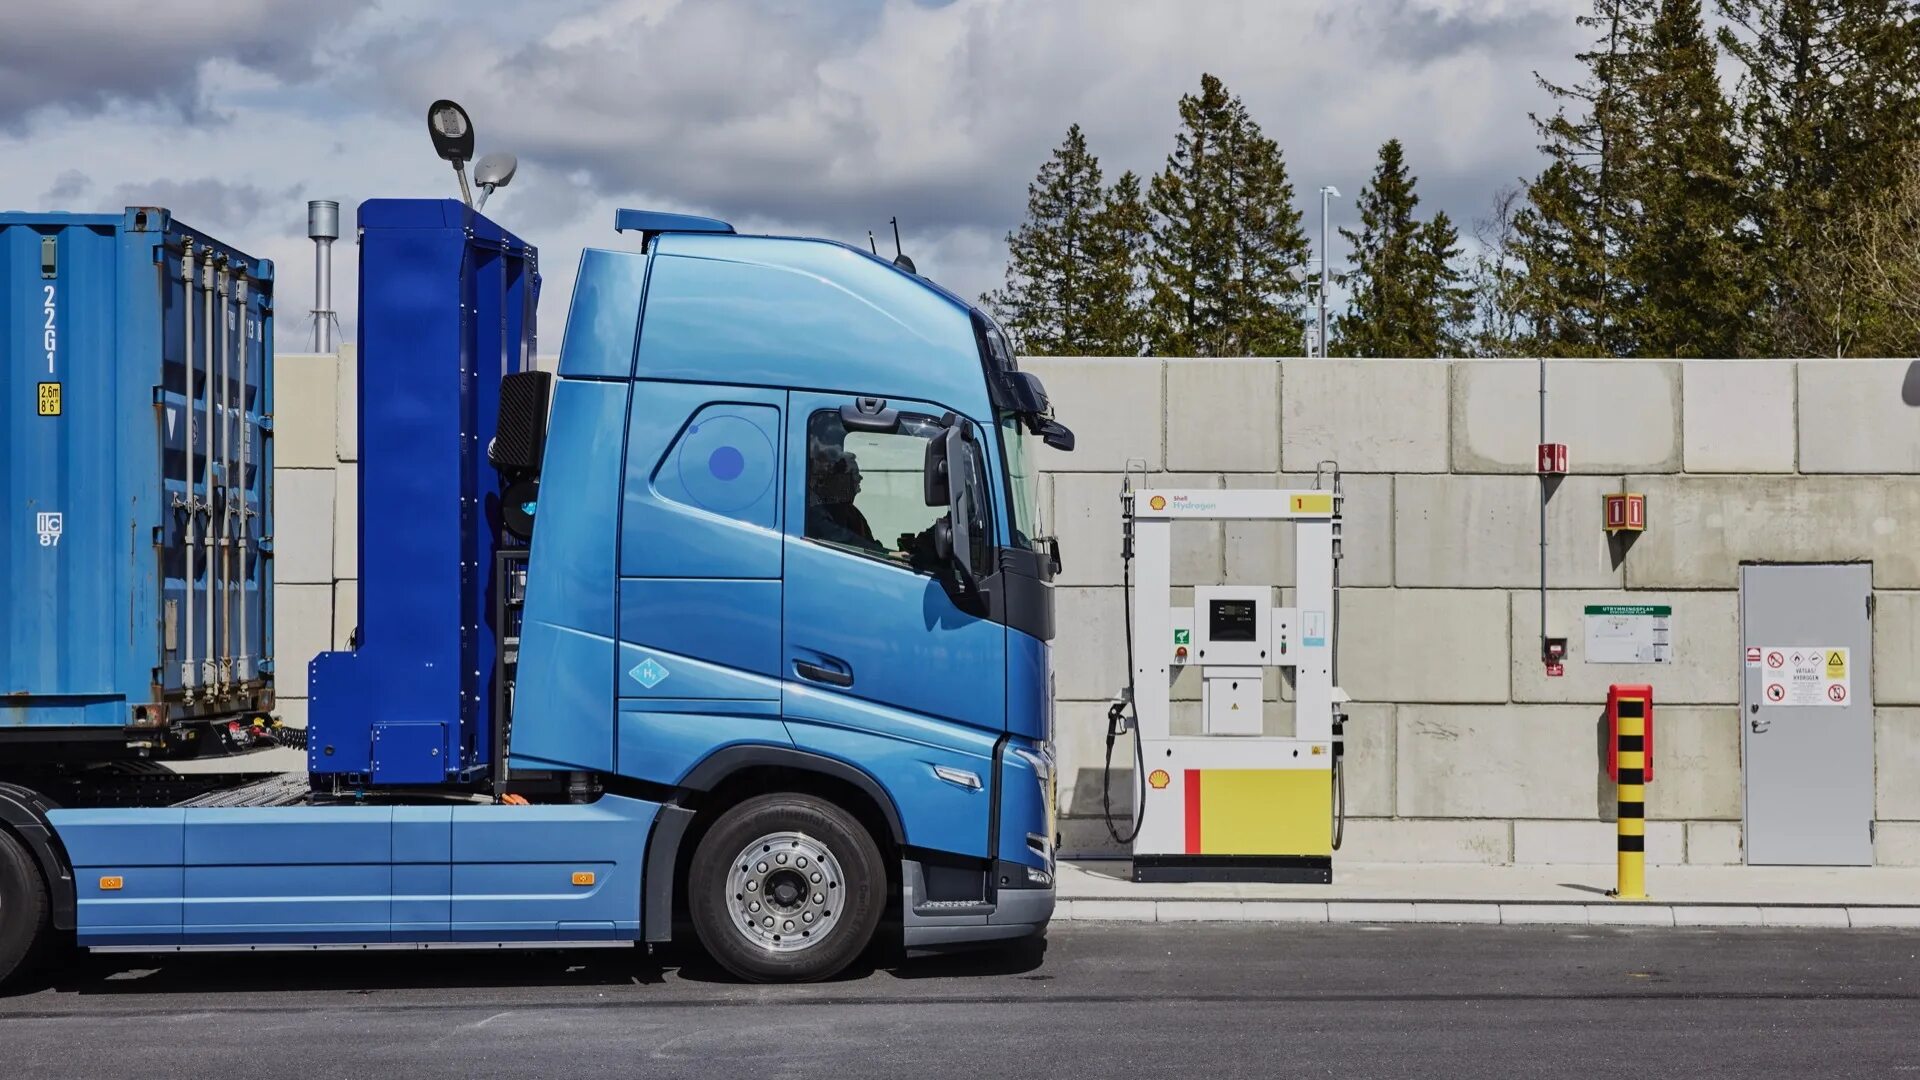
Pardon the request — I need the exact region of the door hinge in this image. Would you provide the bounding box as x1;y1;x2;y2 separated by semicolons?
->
1867;594;1876;619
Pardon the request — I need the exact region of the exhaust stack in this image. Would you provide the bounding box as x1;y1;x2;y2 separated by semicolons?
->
308;199;340;352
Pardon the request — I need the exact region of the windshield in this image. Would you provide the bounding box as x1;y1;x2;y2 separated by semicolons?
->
997;410;1043;551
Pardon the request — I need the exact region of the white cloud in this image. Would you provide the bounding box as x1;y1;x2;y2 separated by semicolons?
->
0;0;1589;349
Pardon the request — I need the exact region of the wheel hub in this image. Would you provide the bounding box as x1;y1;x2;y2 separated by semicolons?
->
725;831;844;953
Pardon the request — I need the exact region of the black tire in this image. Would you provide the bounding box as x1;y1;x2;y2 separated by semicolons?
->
687;793;886;983
0;829;50;991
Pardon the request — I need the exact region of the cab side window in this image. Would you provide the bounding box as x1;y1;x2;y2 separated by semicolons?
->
804;410;946;570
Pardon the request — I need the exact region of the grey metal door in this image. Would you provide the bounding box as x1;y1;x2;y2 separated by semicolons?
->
1740;564;1874;865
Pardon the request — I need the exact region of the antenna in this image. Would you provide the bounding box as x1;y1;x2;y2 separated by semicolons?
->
889;216;917;274
867;230;878;255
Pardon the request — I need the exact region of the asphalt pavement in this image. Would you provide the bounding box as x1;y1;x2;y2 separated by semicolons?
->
3;924;1918;1079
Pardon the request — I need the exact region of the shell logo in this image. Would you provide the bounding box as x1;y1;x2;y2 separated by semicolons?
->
1147;769;1171;790
1148;495;1167;511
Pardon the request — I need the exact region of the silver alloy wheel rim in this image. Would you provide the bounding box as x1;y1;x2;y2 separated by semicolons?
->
725;831;844;953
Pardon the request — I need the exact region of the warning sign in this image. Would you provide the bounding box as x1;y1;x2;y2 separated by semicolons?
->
1760;646;1850;708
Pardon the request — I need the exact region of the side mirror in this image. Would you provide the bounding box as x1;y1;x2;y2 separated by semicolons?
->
1039;418;1075;452
943;422;980;597
923;410;957;506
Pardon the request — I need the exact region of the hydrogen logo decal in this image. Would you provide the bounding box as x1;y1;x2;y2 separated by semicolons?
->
675;412;775;514
628;657;671;689
36;511;63;547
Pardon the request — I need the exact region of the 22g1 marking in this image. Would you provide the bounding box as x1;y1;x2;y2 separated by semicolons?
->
43;284;56;374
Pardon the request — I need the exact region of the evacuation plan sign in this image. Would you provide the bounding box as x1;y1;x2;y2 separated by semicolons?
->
1583;605;1672;664
1761;647;1850;707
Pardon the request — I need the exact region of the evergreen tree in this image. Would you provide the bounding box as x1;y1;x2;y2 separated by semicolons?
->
1717;0;1920;353
1621;0;1751;357
985;124;1146;355
1082;170;1152;355
1333;139;1471;356
1509;0;1653;356
1417;212;1478;357
1146;73;1311;355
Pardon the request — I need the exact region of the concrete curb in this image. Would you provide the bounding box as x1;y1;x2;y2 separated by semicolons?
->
1055;899;1920;929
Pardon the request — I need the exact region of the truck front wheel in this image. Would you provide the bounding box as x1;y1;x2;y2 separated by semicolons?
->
0;829;50;991
688;793;886;982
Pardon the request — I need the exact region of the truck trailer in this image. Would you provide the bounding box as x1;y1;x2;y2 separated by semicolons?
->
0;198;1069;984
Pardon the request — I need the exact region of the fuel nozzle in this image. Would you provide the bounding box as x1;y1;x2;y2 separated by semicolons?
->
1107;690;1134;738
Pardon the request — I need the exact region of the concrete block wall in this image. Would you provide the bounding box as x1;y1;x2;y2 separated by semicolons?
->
267;349;1920;867
1028;356;1920;867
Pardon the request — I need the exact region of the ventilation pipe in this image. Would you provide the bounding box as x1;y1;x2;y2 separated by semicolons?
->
308;200;340;353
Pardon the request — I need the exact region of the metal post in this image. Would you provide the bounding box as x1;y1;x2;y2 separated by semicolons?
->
1539;355;1548;660
217;260;234;694
1318;186;1339;357
308;200;339;353
179;242;198;699
1611;693;1649;900
201;256;217;692
236;275;251;685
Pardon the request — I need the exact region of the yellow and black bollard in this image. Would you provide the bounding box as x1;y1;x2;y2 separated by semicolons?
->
1610;691;1649;900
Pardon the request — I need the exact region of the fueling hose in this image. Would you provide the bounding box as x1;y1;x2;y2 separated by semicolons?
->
1332;750;1345;851
1103;480;1146;845
1317;461;1348;852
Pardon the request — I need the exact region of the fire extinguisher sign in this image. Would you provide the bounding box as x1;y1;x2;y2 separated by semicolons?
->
1760;646;1849;707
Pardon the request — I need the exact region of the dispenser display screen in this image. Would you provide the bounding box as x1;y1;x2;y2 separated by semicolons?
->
1209;599;1258;642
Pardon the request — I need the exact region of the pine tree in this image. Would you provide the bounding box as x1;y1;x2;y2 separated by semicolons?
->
1416;212;1478;357
1509;0;1653;356
1335;140;1422;356
1717;0;1920;354
1082;170;1152;355
986;126;1152;355
1146;73;1311;356
1333;140;1474;357
1621;0;1750;357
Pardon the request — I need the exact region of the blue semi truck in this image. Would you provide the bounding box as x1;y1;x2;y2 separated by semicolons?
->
0;198;1070;984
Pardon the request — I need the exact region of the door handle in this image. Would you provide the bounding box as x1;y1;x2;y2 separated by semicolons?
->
1751;718;1770;734
794;660;853;688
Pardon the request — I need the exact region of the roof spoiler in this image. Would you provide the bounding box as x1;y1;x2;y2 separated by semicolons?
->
614;209;735;247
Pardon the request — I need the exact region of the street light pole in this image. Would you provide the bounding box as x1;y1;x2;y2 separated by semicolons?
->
1319;185;1341;358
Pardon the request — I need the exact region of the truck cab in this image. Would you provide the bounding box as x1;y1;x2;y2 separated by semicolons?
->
497;210;1070;973
0;202;1069;986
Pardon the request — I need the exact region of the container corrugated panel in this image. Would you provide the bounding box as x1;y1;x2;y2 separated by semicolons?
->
1;207;274;742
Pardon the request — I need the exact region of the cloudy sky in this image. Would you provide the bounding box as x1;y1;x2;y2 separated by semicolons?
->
0;0;1589;350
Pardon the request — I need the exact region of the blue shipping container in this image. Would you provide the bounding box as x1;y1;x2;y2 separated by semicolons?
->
1;208;275;750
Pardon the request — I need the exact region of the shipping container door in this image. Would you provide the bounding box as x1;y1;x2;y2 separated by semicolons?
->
1;219;124;714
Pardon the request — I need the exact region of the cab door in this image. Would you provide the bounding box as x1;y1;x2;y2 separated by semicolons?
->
780;392;1003;854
